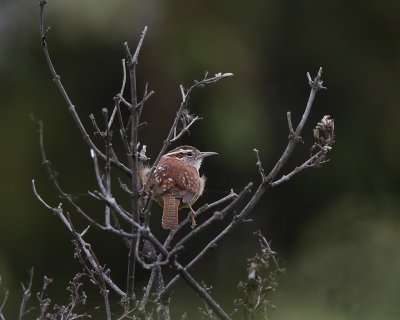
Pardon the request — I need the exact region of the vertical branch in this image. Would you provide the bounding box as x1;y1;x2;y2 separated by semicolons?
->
123;26;148;223
123;26;148;298
18;267;34;320
103;108;112;228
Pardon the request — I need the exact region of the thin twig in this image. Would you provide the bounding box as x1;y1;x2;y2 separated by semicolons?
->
89;114;104;137
18;267;34;320
108;59;128;130
37;120;133;238
139;263;156;310
160;184;252;297
254;149;266;182
163;190;238;248
254;230;280;269
170;116;201;142
173;259;232;320
89;151;136;227
270;145;332;187
0;284;8;320
170;183;252;254
103;108;112;228
265;67;326;184
75;242;112;320
37;276;52;319
38;0;130;175
32;180;125;297
0;292;8;320
138;83;155;120
286;111;295;137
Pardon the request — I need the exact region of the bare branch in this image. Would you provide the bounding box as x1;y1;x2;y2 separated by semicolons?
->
142;72;234;210
18;267;34;320
73;244;111;320
90;149;107;195
89;113;104;137
270;145;332;187
163;190;238;247
272;114;335;187
254;149;266;182
36;273;91;319
170;115;201;142
103;108;112;228
115;93;132;109
36;120;134;238
38;0;131;176
122;27;149;298
264;67;326;184
32;180;125;297
286;111;295;137
173;259;232;320
171;183;252;254
0;276;9;320
161;184;253;296
138;83;155;120
37;276;53;319
119;59;127;95
107;59;128;130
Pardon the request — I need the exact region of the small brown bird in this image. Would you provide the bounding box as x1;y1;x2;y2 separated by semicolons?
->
141;145;217;230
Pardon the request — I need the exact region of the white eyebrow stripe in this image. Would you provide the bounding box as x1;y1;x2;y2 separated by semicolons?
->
165;149;192;156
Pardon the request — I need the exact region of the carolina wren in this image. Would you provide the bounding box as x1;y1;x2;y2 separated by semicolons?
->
141;145;217;230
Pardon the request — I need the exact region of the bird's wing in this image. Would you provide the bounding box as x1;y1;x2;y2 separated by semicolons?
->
151;158;200;203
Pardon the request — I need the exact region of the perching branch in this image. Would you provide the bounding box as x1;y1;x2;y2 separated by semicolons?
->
171;183;252;256
163;190;238;247
160;183;253;298
159;69;333;310
142;72;234;197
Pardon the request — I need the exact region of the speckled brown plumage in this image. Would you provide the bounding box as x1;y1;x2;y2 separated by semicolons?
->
142;146;216;230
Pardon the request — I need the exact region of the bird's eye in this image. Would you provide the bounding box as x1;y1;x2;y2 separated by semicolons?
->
186;151;193;156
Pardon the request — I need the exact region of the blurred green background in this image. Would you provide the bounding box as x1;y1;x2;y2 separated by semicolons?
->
1;0;400;319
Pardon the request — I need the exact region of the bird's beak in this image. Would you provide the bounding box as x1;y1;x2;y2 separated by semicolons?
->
198;151;218;159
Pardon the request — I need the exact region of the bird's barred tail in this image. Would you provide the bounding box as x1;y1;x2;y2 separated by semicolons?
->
162;195;180;230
